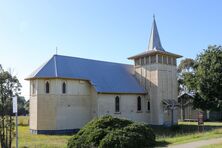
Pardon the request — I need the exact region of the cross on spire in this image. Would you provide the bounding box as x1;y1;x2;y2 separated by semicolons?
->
148;16;165;51
56;47;58;55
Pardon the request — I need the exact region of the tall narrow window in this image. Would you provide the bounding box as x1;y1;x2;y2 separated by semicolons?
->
115;96;120;112
163;56;167;64
146;57;150;64
147;101;150;111
45;81;50;93
158;55;162;63
62;82;66;94
141;58;144;65
32;82;35;94
173;58;176;66
168;57;172;65
137;96;142;111
151;55;156;63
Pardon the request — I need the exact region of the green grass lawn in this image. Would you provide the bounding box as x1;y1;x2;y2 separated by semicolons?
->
12;116;72;148
155;122;222;146
12;117;222;147
12;126;71;148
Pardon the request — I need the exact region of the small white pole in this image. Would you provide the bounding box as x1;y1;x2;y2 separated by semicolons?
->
16;111;18;148
13;96;18;148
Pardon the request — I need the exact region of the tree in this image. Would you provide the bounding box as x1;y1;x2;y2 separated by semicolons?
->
177;58;195;93
0;65;21;148
17;96;27;116
177;58;196;121
192;45;222;111
178;58;195;73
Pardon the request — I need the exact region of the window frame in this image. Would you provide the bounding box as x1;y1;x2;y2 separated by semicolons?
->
115;96;120;113
137;96;142;112
147;101;150;112
151;55;156;64
32;81;36;95
62;82;66;94
45;81;50;94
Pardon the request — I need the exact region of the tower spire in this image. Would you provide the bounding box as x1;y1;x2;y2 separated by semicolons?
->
148;16;164;51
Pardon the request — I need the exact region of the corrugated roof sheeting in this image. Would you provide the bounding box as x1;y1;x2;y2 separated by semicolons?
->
26;55;146;94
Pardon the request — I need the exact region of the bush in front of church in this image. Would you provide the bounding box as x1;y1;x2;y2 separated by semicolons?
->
67;115;156;148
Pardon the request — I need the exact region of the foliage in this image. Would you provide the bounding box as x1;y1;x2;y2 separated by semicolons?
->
178;58;195;73
177;58;195;93
17;96;29;116
99;122;155;148
178;45;222;111
67;115;156;148
192;45;222;111
0;65;21;148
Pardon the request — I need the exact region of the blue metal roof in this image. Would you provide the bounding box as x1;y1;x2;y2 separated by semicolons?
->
26;55;146;94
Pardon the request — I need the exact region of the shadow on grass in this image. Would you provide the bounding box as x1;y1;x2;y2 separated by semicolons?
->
155;140;171;147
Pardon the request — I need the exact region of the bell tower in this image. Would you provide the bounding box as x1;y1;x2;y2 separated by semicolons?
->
128;16;182;125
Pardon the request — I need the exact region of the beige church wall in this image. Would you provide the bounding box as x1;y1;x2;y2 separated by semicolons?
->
134;62;178;125
36;95;57;130
96;94;151;124
29;95;37;129
30;79;93;131
56;95;92;130
35;79;91;96
157;64;178;124
135;64;160;125
90;86;98;118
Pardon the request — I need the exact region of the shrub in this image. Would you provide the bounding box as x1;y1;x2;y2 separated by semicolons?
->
67;115;156;148
99;123;155;148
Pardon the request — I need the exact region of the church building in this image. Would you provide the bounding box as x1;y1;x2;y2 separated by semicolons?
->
26;17;182;134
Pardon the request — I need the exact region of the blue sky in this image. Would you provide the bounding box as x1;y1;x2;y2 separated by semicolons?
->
0;0;221;100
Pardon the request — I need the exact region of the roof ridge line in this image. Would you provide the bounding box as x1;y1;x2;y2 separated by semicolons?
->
54;54;133;66
54;55;58;77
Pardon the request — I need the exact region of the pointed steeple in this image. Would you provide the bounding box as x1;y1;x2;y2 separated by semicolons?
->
148;15;165;51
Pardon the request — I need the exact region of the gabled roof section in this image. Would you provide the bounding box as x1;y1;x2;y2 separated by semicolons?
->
148;16;164;51
26;55;146;94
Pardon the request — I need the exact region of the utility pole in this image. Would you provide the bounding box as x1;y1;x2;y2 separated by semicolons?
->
13;96;18;148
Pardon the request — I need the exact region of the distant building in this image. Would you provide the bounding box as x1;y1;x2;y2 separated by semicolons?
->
178;93;222;121
26;17;182;134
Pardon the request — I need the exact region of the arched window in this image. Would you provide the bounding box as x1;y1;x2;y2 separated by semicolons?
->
45;81;50;93
115;96;120;112
147;101;150;111
62;82;66;94
137;96;141;111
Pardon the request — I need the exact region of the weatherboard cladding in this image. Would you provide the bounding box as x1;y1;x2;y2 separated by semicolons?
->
26;55;146;94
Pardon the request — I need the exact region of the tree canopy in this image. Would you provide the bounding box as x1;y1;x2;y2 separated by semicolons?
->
178;58;195;73
177;58;195;93
180;45;222;111
0;65;21;148
193;45;222;111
